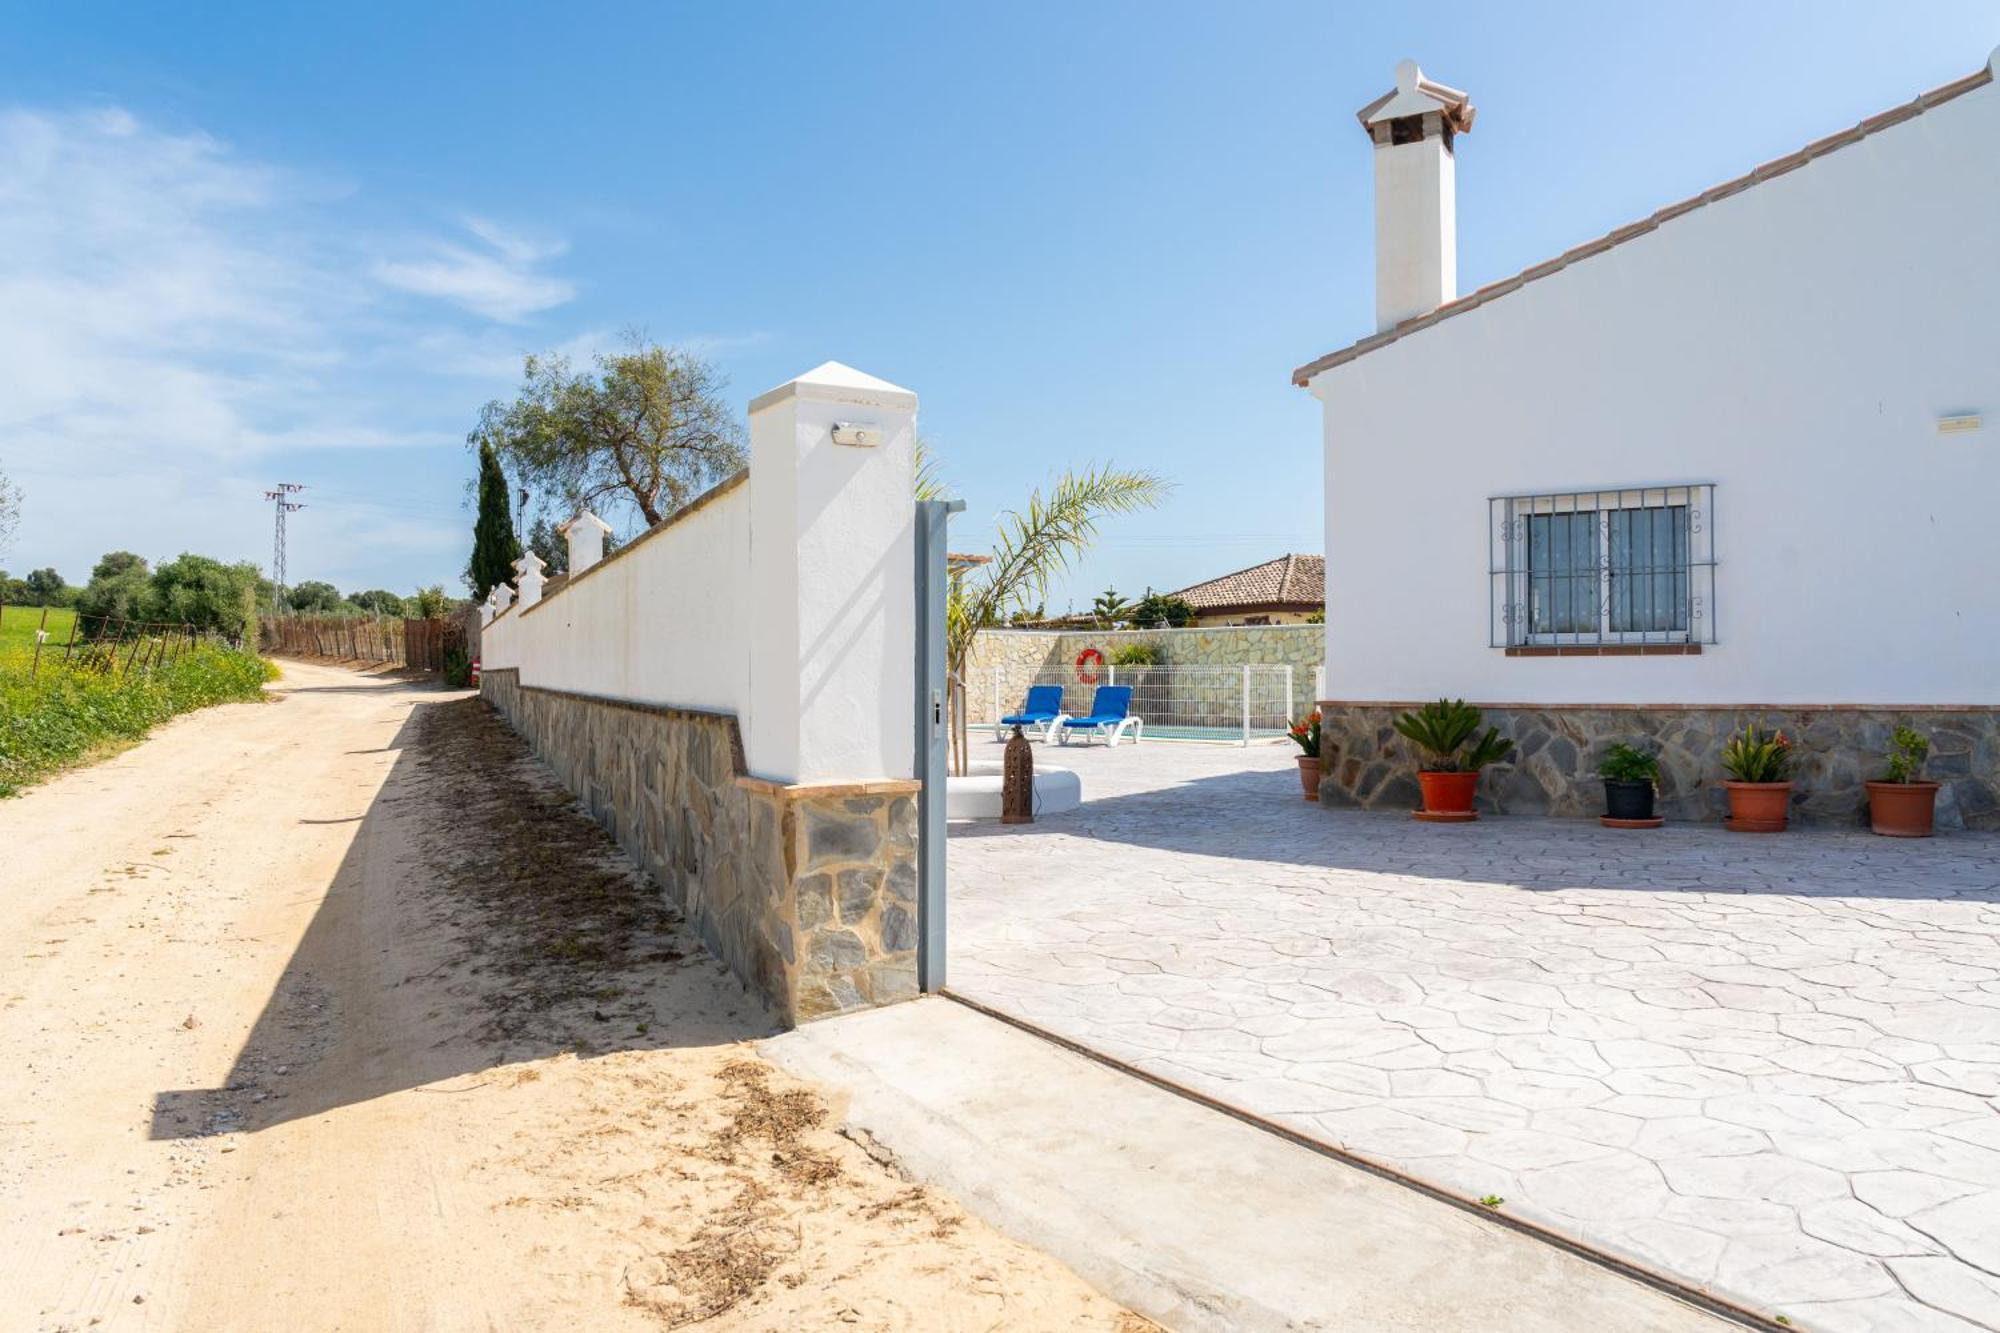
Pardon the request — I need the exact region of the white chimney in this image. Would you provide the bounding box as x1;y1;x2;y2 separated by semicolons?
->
1358;59;1474;332
559;509;613;576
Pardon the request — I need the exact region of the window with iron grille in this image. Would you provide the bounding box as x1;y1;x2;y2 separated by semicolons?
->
1488;485;1717;648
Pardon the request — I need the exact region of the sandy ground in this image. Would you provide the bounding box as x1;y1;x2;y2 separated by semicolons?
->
0;660;1144;1333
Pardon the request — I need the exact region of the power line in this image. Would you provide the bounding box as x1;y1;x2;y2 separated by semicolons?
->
263;483;306;615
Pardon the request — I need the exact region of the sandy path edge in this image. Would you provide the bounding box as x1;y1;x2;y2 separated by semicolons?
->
0;660;1147;1332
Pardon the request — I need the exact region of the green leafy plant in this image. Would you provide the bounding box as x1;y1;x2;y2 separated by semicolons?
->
1721;723;1793;783
412;585;450;619
1598;742;1659;785
1478;1195;1504;1208
1109;641;1162;667
1392;698;1514;773
0;644;275;796
1288;710;1321;759
1128;589;1195;629
1882;725;1929;784
442;646;473;688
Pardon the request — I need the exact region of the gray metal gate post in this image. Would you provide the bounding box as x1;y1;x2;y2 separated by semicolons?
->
914;498;962;992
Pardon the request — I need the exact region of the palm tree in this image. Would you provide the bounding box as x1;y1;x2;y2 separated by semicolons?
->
919;446;1170;773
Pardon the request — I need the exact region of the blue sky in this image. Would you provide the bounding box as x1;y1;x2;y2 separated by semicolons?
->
0;2;1992;608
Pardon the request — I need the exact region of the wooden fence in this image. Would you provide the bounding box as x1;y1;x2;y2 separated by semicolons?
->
262;616;463;670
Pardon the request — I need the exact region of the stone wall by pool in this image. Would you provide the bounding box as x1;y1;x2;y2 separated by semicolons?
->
967;625;1324;724
482;668;918;1023
1315;701;2000;830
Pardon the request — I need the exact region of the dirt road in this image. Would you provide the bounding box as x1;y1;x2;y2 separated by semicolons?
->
0;660;1141;1332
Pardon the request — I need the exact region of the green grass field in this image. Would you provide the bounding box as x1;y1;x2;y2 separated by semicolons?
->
0;607;274;795
0;605;78;668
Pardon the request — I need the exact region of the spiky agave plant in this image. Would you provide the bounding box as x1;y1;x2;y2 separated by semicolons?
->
1721;723;1793;783
1392;698;1514;773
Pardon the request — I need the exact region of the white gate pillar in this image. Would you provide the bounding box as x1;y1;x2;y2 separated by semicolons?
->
745;362;918;784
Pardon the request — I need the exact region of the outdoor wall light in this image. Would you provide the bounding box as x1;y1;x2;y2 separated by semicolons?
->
831;423;882;448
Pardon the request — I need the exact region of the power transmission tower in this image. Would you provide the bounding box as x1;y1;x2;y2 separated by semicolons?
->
264;483;307;616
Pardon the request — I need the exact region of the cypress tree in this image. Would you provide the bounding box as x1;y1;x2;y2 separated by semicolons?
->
469;440;521;600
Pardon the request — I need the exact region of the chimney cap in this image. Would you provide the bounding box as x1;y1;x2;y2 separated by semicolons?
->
1356;59;1475;134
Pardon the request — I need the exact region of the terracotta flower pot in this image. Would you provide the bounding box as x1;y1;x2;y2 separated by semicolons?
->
1724;781;1792;833
1866;781;1938;838
1297;756;1322;802
1415;770;1480;822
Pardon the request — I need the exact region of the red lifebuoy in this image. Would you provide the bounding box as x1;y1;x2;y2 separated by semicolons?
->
1075;647;1105;685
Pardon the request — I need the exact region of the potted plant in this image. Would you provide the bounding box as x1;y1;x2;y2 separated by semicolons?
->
1392;698;1514;822
1288;710;1323;801
1721;723;1794;833
1598;742;1661;827
1866;725;1938;838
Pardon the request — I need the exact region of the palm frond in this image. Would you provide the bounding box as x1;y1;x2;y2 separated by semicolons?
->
957;465;1171;643
913;435;954;503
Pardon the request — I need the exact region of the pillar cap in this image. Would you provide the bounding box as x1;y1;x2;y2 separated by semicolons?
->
557;509;613;536
748;360;917;414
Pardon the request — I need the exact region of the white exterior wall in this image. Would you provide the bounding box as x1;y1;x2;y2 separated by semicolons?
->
482;361;917;784
483;481;751;714
1313;72;2000;707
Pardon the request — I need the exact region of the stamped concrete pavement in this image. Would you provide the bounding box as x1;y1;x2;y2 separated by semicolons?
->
949;739;2000;1332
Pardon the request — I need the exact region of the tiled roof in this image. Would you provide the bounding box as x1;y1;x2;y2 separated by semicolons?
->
1169;553;1324;613
1292;60;1996;387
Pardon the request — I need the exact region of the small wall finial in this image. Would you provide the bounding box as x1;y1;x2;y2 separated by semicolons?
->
1395;58;1421;93
560;509;613;575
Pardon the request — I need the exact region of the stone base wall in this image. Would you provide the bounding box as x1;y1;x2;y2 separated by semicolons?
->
1316;701;2000;830
966;625;1324;724
482;669;918;1023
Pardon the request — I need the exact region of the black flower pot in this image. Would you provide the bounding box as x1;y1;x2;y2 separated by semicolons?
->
1603;779;1656;821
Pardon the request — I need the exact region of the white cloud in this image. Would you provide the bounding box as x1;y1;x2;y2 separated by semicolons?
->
371;217;576;322
0;104;565;587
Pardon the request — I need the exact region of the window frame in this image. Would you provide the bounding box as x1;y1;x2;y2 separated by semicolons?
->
1488;484;1718;650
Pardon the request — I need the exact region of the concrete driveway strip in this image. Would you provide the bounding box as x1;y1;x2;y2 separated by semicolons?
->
950;739;2000;1332
763;996;1731;1333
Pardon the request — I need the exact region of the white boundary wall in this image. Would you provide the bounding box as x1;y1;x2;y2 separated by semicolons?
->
481;361;917;785
1307;58;2000;707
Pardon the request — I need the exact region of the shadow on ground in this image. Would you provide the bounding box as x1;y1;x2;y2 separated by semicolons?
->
152;694;773;1140
951;753;2000;903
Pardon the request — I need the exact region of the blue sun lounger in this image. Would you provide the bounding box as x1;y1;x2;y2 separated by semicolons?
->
1057;685;1144;747
996;684;1068;743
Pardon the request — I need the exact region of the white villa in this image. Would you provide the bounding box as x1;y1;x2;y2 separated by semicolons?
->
1297;53;2000;827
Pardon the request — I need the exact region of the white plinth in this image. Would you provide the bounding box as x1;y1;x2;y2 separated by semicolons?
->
946;762;1082;821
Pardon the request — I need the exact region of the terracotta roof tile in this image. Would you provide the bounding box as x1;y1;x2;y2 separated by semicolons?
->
1167;553;1324;613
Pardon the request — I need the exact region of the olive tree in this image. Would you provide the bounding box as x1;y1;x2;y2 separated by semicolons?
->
473;336;745;530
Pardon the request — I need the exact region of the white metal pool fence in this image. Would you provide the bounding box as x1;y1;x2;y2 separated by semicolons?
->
968;663;1299;745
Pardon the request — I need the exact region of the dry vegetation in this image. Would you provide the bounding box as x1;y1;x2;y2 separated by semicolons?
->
411;698;1147;1330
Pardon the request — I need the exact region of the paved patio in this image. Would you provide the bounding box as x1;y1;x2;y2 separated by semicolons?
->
948;738;2000;1333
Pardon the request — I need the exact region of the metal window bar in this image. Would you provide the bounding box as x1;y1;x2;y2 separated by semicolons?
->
1489;484;1717;648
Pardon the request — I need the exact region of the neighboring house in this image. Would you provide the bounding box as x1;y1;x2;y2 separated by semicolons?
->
1295;54;2000;826
1166;554;1325;626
